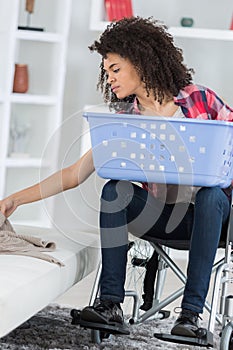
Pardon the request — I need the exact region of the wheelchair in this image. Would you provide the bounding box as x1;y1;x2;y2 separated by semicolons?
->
70;202;233;348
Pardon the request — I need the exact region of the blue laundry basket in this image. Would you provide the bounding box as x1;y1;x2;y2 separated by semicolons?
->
83;112;233;188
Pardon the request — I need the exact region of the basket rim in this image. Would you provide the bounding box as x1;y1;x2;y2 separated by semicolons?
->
83;111;233;127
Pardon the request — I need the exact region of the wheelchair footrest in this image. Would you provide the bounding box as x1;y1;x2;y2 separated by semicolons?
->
154;329;214;348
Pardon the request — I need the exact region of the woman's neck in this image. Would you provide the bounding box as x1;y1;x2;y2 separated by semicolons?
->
137;93;178;117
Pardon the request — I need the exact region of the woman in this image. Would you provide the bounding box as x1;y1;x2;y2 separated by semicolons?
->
1;17;233;338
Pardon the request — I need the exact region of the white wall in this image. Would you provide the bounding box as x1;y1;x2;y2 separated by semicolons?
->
51;1;105;233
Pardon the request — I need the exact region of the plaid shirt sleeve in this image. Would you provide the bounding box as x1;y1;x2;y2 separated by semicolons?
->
174;84;233;121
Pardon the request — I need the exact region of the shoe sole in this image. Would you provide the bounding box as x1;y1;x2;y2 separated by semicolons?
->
79;319;130;335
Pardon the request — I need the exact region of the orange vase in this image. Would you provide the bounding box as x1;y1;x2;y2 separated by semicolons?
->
13;64;29;93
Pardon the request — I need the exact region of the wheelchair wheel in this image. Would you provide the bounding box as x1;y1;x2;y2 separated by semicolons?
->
124;238;154;317
220;322;233;350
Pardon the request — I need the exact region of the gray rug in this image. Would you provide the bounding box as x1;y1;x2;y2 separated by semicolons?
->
0;304;221;349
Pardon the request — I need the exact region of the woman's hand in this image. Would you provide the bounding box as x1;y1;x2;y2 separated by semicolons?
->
0;197;18;218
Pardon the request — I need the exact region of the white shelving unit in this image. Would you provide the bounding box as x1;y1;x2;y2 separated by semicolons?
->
0;0;72;227
89;0;233;106
169;27;233;41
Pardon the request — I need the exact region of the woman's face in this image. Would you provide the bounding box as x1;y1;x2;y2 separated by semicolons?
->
103;53;144;99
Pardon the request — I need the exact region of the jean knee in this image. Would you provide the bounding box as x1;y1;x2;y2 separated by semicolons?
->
195;187;228;212
101;180;135;217
101;179;134;202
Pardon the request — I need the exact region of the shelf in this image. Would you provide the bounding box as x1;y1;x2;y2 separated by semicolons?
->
90;18;233;41
16;30;63;43
6;157;49;168
169;27;233;41
10;93;57;105
90;19;108;32
0;0;72;228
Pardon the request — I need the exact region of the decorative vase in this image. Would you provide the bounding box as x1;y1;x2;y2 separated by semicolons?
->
13;64;29;93
180;17;194;27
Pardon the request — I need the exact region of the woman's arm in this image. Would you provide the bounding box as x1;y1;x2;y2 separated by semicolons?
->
0;148;95;217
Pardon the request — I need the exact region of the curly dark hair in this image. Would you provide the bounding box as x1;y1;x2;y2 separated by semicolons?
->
89;16;194;106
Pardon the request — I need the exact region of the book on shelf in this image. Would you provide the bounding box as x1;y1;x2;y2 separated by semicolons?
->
230;15;233;30
105;0;133;22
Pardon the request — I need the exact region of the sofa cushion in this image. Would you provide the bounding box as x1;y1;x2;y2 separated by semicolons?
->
0;225;100;338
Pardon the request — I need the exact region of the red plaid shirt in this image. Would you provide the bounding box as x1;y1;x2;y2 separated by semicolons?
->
173;84;233;121
132;84;233;120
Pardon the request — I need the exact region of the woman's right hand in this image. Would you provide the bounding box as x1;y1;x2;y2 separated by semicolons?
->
0;197;17;218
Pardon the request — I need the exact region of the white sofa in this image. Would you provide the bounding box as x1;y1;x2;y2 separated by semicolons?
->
0;224;100;338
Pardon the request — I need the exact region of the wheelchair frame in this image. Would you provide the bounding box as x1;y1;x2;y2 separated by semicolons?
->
79;202;233;348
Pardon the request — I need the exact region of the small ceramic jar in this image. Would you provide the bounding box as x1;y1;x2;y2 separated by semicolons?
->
13;64;29;93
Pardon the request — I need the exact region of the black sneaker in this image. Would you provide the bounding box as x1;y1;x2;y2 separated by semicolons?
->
79;300;130;335
171;308;200;337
